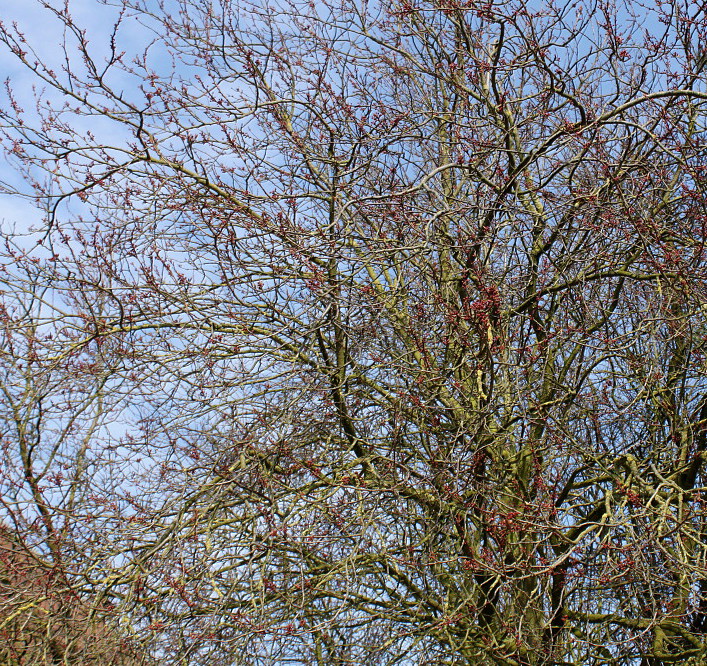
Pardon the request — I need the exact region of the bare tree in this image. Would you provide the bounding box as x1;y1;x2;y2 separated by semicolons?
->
2;0;707;663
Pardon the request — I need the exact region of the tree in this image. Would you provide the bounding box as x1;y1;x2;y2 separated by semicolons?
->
2;0;707;663
0;525;144;664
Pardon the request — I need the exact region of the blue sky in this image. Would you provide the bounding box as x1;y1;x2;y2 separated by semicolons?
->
0;0;153;238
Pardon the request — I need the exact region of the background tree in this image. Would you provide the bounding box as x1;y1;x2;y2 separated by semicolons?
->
0;525;143;664
3;0;707;663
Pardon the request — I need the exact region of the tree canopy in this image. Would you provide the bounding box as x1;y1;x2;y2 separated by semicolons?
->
3;0;707;663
